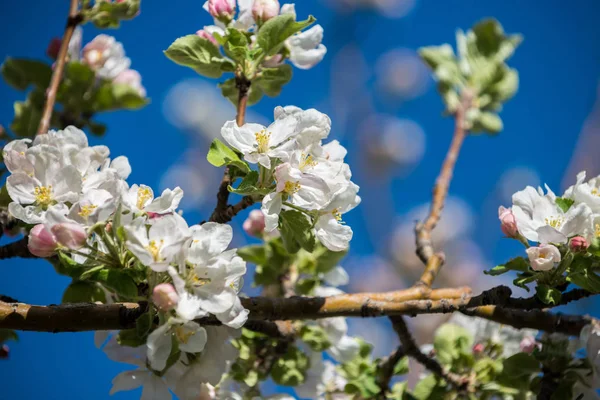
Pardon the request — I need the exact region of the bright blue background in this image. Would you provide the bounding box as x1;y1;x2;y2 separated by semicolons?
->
1;0;600;398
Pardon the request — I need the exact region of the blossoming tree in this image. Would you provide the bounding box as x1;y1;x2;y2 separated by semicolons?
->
1;1;600;399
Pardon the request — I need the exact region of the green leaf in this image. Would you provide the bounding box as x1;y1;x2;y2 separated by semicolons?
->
485;257;529;276
418;44;457;70
206;138;251;174
535;284;562;305
94;81;148;112
472;111;503;134
433;323;473;366
1;58;52;91
117;328;145;348
472;19;522;62
502;353;540;377
0;329;19;344
555;197;575;213
79;264;107;280
299;325;331;352
412;374;445;400
271;346;310;386
237;245;267;265
219;77;264;106
164;35;234;78
135;312;153;339
513;273;537;292
62;280;107;303
52;252;87;279
91;269;139;300
279;209;315;254
85;0;141;28
257;14;316;55
0;185;13;208
223;29;250;62
10;98;42;138
254;64;293;97
228;171;270;196
489;66;519;102
393;356;410;376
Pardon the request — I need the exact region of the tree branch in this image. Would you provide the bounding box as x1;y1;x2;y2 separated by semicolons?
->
0;285;595;336
376;346;406;398
206;76;254;224
414;92;472;286
38;0;83;135
389;315;470;391
0;237;35;259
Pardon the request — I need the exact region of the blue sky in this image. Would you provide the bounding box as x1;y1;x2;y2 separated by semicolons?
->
1;0;600;398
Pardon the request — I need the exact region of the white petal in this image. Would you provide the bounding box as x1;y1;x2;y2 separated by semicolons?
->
323;266;349;287
147;324;173;371
110;156;132;179
215;297;249;329
262;192;283;232
220;120;262;154
110;369;148;395
6;172;37;204
536;225;568;244
315;215;352;251
141;375;172;400
177;322;208;354
189;222;232;264
145;187;184;214
267;115;298;147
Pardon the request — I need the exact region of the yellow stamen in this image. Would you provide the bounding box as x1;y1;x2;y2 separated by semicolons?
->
255;129;271;153
283;181;300;195
592;188;600;197
136;187;152;209
34;186;53;206
332;208;342;221
544;216;564;229
192;275;211;287
174;326;195;344
299;153;318;170
146;239;164;262
595;223;600;238
78;204;98;218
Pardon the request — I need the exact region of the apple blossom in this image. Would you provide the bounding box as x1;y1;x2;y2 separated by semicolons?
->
121;184;183;214
113;69;146;97
82;34;131;80
252;0;280;23
287;25;327;70
314;183;361;251
51;222;88;250
196;29;219;46
519;336;537;353
243;209;266;236
27;224;58;257
207;0;236;22
570;236;589;252
498;205;518;238
147;320;208;371
526;244;562;271
152;283;179;311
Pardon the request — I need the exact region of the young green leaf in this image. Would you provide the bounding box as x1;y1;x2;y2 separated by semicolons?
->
279;209;315;254
62;281;107;303
1;58;52;91
257;14;316;55
555;197;575;213
207;138;251;173
535;284;562;305
164;35;234;79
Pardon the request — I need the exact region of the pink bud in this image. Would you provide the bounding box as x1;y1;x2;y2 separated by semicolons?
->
0;345;9;359
519;336;537;353
152;283;179;311
51;223;88;250
113;69;146;97
243;210;266;237
207;0;236;22
498;206;518;238
472;343;484;355
526;244;562;271
196;29;219;46
28;224;58;258
570;236;589;252
46;38;62;60
252;0;280;23
263;54;283;68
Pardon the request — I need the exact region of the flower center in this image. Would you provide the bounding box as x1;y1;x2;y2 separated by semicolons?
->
255;130;271;153
136;187;152;209
544;216;563;229
34;186;53;206
299;153;318;171
283;181;301;196
592;188;600;197
174;326;195;344
595;223;600;238
146;239;164;262
78;204;98;218
192;274;211;287
332;208;342;221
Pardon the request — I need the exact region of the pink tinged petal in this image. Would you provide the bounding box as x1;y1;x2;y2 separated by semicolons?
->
51;223;87;250
110;369;148;395
177;323;208;353
147;324;173;371
28;224;58;257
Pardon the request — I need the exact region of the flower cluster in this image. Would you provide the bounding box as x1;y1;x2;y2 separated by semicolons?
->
222;106;360;251
4;126;248;398
499;171;600;271
200;0;327;70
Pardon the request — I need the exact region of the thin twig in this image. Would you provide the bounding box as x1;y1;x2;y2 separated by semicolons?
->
389;315;470;391
376;346;406;398
38;0;82;135
414;92;473;286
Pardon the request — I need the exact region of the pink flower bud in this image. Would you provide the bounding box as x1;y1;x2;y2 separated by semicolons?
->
51;223;88;250
243;210;266;237
526;244;561;271
263;54;283;68
498;206;518;238
207;0;236;22
472;343;485;355
252;0;280;23
0;345;9;359
46;38;62;59
196;29;219;46
520;336;537;354
152;283;179;311
570;236;589;252
28;224;58;258
113;69;146;97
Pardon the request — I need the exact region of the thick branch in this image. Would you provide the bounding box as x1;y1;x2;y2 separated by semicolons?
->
38;0;82;135
389;315;470;391
0;237;35;259
414;93;472;286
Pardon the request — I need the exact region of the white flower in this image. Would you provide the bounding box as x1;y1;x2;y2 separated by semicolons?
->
314;183;360;251
286;25;327;70
67;188;116;225
321;266;349;287
579;321;600;395
114;69;147;97
295;355;349;400
125;214;192;272
220;116;298;168
82;34;131;80
121;184;184;214
147;320;208;371
2;138;33;174
261;162;331;231
512;185;592;244
273;105;331;149
7;149;81;224
526;244;562;271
